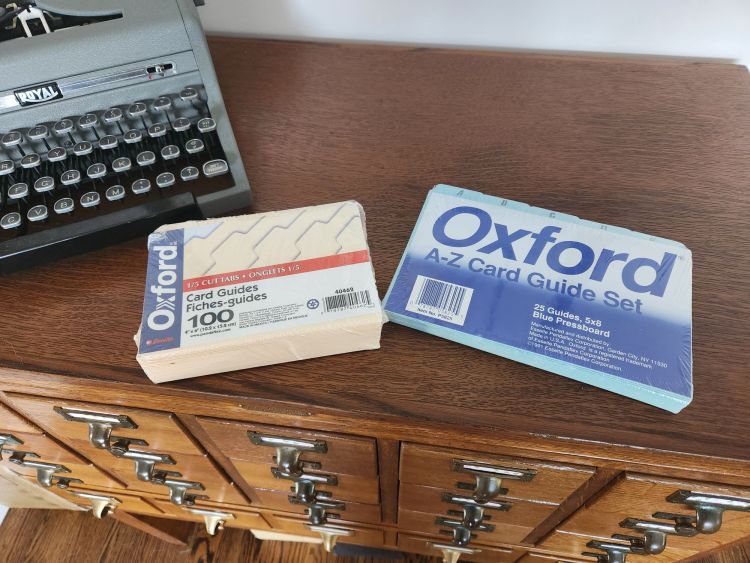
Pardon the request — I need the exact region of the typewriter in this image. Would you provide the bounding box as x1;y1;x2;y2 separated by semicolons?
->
0;0;251;273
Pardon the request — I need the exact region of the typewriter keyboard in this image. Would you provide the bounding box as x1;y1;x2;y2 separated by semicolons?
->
0;86;234;241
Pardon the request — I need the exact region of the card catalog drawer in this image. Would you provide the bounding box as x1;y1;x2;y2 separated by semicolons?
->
152;498;272;531
398;508;533;546
252;487;381;525
401;443;594;504
32;481;164;518
0;429;85;466
6;394;247;505
541;473;750;559
541;531;692;563
100;451;247;505
7;394;202;455
266;514;385;548
7;457;119;489
397;533;520;563
1;403;86;465
232;458;380;504
197;418;378;477
400;482;556;529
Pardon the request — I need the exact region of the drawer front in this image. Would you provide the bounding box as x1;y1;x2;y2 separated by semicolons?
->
6;394;246;505
0;403;41;434
253;487;381;524
7;459;119;489
0;403;85;465
541;532;691;563
397;533;520;563
399;508;533;546
401;443;594;504
197;418;378;478
400;482;556;528
232;458;380;504
152;499;271;530
541;473;750;560
7;395;202;454
100;452;247;504
0;430;85;466
41;483;165;517
267;514;385;547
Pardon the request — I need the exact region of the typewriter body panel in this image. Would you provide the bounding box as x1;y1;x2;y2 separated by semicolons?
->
0;0;251;273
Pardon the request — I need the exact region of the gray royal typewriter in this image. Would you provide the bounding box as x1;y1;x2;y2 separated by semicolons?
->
0;0;251;273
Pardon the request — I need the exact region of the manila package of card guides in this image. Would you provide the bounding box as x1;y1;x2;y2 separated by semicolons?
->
136;201;385;383
384;185;693;413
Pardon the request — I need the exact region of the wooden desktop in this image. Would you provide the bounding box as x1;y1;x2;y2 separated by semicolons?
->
1;37;749;562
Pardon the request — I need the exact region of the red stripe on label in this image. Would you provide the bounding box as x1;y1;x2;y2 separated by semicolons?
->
182;250;370;292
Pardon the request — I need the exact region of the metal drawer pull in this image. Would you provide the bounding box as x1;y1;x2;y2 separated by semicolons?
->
0;433;23;453
443;493;511;528
307;502;342;526
114;449;176;482
6;451;80;489
109;437;149;456
54;407;137;450
583;540;633;563
289;496;345;526
272;467;338;486
613;516;696;555
292;480;320;504
187;508;235;536
656;489;750;534
452;459;535;503
449;505;486;529
53;476;84;489
23;460;71;488
0;432;24;462
438;511;496;533
288;479;345;526
436;517;494;546
610;531;666;555
71;491;121;519
4;450;39;464
620;516;698;538
7;451;71;487
249;432;327;478
158;474;208;506
306;524;353;552
426;542;481;563
442;493;511;511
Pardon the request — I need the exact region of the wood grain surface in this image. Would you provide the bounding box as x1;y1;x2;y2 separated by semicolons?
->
0;38;749;461
0;508;746;562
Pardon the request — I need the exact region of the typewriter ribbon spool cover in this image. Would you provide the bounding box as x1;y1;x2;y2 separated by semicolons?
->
384;185;693;413
135;201;385;383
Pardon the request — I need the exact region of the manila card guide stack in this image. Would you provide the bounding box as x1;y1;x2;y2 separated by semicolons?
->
136;186;693;414
136;201;385;382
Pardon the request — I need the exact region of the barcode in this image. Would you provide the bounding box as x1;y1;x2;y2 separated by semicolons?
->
324;290;372;312
405;275;473;326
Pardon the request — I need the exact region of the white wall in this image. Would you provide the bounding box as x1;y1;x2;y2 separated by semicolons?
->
199;0;750;69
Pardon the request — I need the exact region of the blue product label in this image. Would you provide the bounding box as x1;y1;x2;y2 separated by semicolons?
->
384;185;693;410
139;228;185;352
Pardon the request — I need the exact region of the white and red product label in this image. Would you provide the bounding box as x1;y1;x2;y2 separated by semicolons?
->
139;227;379;353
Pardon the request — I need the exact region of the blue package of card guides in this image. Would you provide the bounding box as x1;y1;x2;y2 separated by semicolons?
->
384;185;693;413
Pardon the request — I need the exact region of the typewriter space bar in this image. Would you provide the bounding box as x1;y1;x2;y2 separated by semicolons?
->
0;193;202;274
